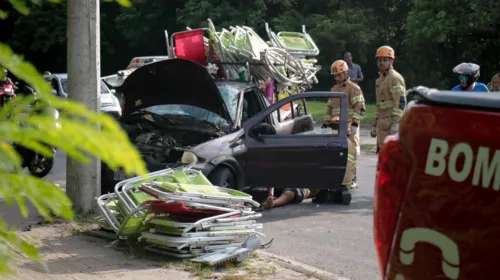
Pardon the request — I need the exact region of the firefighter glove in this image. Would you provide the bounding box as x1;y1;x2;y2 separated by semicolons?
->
322;115;331;128
390;122;399;135
350;123;358;135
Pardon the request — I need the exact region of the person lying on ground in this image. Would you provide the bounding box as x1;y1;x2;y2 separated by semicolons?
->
262;187;319;209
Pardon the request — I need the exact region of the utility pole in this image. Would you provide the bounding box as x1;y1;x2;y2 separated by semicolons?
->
66;0;101;214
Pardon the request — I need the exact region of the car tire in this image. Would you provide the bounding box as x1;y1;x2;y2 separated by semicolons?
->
28;155;54;178
208;166;237;189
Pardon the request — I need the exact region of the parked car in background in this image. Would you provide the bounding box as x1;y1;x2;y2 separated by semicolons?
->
43;72;122;118
101;58;350;195
101;55;170;89
101;56;170;112
125;56;170;69
374;86;500;280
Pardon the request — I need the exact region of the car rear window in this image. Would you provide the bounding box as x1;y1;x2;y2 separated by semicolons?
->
60;78;110;94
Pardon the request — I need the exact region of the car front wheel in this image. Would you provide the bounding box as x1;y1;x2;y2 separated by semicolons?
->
208;166;237;189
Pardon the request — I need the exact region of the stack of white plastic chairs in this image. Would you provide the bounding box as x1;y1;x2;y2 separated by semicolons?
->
207;19;320;90
96;165;264;259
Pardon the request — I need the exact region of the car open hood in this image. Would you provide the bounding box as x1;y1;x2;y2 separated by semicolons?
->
119;59;233;124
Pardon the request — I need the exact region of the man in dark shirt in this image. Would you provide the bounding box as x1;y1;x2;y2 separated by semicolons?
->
344;52;364;84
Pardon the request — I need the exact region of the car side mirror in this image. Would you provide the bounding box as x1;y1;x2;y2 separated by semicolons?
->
249;123;276;140
248;126;263;141
110;89;116;94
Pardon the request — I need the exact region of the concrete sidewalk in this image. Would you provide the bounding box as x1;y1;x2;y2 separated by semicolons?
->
12;222;346;280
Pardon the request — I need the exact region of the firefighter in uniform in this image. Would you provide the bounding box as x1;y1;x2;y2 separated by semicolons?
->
315;60;365;205
371;46;406;153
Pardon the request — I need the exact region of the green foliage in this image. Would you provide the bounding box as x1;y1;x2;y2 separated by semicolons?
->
307;101;375;124
403;0;500;88
177;0;269;29
8;1;67;54
4;0;500;90
0;0;144;277
2;0;132;18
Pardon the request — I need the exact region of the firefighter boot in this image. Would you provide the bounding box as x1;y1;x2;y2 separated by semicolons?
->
351;174;358;189
312;190;331;204
339;185;351;205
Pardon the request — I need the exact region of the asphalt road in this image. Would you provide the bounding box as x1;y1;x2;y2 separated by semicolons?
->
259;152;380;280
2;145;380;280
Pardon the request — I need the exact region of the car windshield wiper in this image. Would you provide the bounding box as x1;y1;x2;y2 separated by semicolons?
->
167;114;221;131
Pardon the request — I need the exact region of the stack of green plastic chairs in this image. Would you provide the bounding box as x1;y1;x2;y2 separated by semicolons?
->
95;165;264;259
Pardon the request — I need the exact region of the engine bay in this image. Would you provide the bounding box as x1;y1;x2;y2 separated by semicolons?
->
119;112;226;165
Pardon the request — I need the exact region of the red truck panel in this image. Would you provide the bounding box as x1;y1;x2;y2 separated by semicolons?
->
385;103;500;280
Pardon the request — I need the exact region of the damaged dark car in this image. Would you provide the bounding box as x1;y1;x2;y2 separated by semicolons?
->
101;58;350;195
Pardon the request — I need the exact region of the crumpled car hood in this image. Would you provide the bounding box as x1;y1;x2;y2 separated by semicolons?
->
118;58;233;124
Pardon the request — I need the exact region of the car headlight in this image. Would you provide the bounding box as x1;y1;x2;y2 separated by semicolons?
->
181;151;199;164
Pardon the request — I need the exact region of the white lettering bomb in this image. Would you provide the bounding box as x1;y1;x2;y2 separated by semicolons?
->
425;138;500;190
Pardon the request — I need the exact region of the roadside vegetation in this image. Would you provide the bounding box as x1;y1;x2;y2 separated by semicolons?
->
0;0;144;276
306;100;375;124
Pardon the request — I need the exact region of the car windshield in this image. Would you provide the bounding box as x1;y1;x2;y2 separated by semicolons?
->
137;84;241;128
216;84;240;122
61;78;110;94
140;104;230;127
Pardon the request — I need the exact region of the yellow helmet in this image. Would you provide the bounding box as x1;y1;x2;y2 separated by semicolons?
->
376;46;395;59
331;60;349;75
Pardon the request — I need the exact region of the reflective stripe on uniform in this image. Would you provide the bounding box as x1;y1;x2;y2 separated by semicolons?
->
392;108;403;117
349;111;363;120
377;100;393;109
332;108;363;119
391;85;405;94
348;154;356;165
351;95;364;105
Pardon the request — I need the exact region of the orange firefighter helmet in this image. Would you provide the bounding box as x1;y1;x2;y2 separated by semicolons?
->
331;60;349;75
376;46;395;59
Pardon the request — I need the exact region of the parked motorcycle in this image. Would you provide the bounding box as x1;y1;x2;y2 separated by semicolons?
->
0;82;16;106
15;143;56;178
11;86;59;178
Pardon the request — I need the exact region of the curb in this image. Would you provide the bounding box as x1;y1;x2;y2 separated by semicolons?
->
258;250;351;280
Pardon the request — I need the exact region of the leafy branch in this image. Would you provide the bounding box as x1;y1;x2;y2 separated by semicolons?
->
0;0;139;277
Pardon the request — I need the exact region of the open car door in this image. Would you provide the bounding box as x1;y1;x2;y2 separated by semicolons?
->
241;92;349;189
